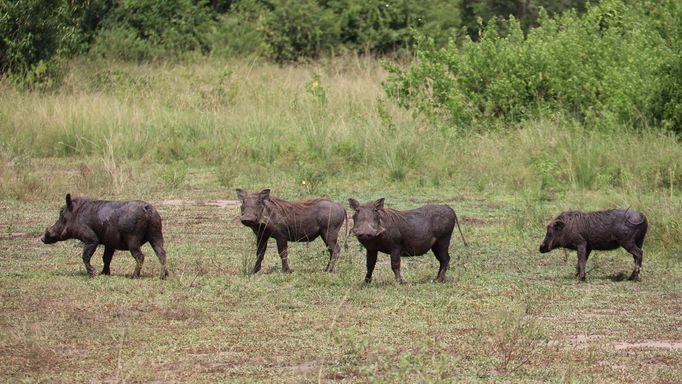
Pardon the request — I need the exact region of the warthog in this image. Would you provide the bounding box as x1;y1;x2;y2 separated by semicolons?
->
539;208;648;281
348;198;467;284
41;194;169;279
236;188;347;273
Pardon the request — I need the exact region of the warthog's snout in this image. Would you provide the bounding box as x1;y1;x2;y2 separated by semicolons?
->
355;232;373;241
240;214;258;226
352;226;382;241
539;244;549;253
41;227;57;244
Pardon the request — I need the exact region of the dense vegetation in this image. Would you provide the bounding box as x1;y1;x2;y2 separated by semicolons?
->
2;1;679;131
384;0;682;132
2;0;590;73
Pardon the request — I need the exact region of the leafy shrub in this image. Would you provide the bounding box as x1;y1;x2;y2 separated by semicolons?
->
383;0;681;131
208;0;267;58
258;0;339;62
647;1;682;133
460;0;589;38
0;0;68;75
0;0;112;78
258;0;464;61
90;0;214;61
329;0;432;54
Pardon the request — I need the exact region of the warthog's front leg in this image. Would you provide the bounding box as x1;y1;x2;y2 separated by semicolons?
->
81;243;98;277
576;244;588;281
253;235;268;273
364;250;378;283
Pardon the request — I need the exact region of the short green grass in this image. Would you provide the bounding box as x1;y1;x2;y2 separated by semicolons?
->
1;178;680;383
1;57;681;382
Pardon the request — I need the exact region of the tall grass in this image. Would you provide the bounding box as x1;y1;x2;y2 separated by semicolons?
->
1;56;680;248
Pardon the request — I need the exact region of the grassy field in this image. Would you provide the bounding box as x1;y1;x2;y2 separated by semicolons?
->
0;57;681;382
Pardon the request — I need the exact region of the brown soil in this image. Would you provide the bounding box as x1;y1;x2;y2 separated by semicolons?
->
613;341;682;350
0;232;35;241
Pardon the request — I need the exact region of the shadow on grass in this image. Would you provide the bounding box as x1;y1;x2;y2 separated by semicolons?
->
607;272;631;282
51;269;164;280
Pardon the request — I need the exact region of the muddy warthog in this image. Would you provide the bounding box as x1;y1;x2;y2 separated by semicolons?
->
41;194;169;279
539;208;648;281
348;198;467;284
236;188;347;273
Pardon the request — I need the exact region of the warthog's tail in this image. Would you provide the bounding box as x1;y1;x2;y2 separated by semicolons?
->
454;212;468;247
342;214;350;251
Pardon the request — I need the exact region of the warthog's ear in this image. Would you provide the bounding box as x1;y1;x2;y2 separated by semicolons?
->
258;189;271;201
373;198;385;210
235;188;247;202
348;198;360;211
65;193;73;211
552;220;565;230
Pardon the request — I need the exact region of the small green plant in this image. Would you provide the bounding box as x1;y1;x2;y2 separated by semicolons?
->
482;307;547;375
239;242;254;277
159;162;187;189
305;73;327;105
216;161;239;188
297;162;327;195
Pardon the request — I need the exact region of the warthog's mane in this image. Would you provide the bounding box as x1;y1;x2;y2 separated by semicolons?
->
379;208;408;224
557;209;640;230
267;196;328;215
67;197;100;212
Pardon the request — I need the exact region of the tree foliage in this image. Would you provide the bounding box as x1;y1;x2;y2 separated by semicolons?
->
89;0;214;61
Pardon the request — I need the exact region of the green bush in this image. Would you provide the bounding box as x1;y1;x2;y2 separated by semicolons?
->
258;0;465;61
329;0;434;54
208;0;267;58
460;0;589;38
0;0;67;75
90;0;214;61
258;0;339;62
2;0;605;67
383;0;681;131
0;0;112;77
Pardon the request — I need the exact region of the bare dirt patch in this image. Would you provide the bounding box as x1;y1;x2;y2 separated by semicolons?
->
613;341;682;350
0;232;36;241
